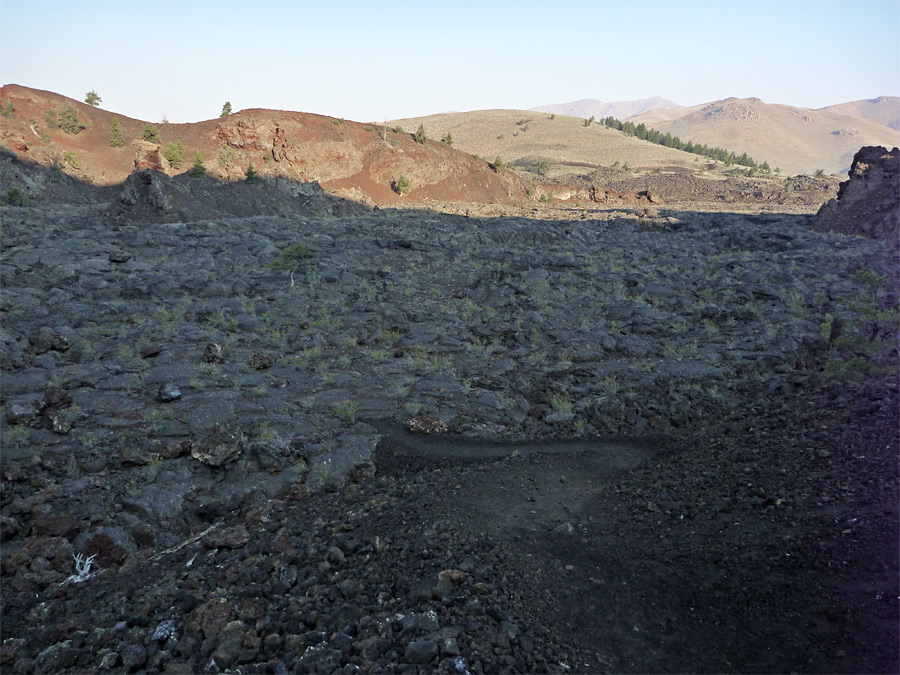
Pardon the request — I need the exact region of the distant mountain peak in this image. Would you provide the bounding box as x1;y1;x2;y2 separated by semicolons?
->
530;96;682;120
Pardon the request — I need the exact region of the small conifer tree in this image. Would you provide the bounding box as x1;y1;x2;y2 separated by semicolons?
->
221;101;232;117
141;124;160;143
164;140;184;168
245;162;259;182
109;117;124;148
84;90;101;107
413;124;427;144
189;150;207;177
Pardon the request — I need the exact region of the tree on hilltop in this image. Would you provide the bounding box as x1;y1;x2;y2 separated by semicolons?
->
221;102;232;118
84;90;101;107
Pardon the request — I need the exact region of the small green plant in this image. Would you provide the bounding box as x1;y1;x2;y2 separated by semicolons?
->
163;140;184;168
221;101;232;117
441;132;453;146
583;115;594;127
539;192;554;204
4;187;32;206
0;100;14;117
550;393;574;415
534;160;549;176
189;150;207;177
245;161;259;182
331;399;360;423
268;243;311;287
141;124;160;143
109;117;125;148
62;151;78;168
84;90;101;107
45;109;58;129
391;175;411;195
413;124;427;144
492;156;505;172
814;168;825;178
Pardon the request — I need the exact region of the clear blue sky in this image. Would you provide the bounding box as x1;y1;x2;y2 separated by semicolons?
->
1;0;898;123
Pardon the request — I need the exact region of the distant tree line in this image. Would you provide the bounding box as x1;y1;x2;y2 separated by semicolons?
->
600;116;771;172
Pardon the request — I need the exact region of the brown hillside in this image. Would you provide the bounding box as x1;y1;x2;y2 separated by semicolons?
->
0;84;538;208
628;97;900;175
389;109;717;178
819;96;900;131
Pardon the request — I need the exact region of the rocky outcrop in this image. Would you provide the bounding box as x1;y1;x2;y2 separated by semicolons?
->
815;145;899;242
132;141;167;173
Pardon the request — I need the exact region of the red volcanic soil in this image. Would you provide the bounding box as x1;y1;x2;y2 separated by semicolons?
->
0;84;538;207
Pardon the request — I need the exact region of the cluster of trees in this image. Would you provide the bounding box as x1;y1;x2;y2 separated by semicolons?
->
600;116;770;171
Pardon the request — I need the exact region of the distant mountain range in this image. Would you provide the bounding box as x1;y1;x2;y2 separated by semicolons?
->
530;96;682;121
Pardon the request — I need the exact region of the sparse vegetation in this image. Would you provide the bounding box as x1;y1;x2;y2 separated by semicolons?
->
45;109;58;129
84;90;101;107
491;156;505;172
583;116;594;127
163;140;184;168
3;187;31;206
62;151;78;168
189;150;207;177
441;132;453;146
539;192;554;204
1;100;14;117
814;168;825;178
392;175;411;195
109;117;125;148
601;115;768;169
413;124;427;144
534;160;549;176
221;101;232;117
141;124;160;143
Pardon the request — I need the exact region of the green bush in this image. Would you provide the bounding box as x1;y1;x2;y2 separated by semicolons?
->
141;124;160;143
268;243;311;287
3;187;31;206
84;90;101;107
392;175;411;195
441;132;453;146
0;100;14;117
534;160;549;176
45;109;58;129
413;124;427;144
221;101;232;117
109;117;125;148
814;168;825;178
58;104;85;134
163;140;184;168
189;150;207;177
491;156;505;172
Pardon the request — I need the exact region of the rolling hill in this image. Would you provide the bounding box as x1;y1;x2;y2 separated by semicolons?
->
627;97;900;175
389;109;717;177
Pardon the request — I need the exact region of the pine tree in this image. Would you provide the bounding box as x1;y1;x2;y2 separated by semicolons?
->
84;90;101;107
109;117;124;148
245;161;259;183
221;101;232;118
189;150;207;177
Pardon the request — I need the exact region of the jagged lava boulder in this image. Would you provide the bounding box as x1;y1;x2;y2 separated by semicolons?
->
815;145;899;243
